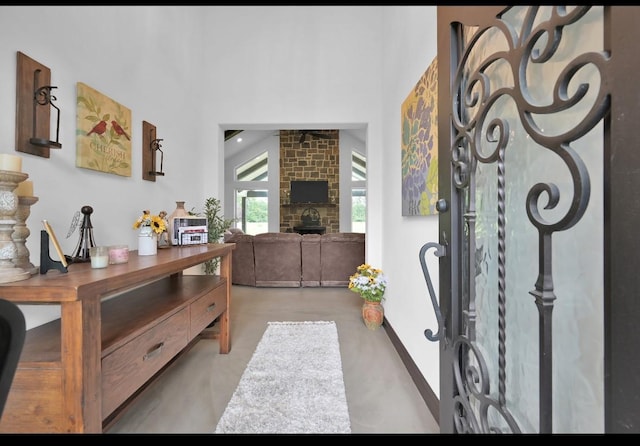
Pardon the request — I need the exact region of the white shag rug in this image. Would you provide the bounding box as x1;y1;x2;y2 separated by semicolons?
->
214;321;351;434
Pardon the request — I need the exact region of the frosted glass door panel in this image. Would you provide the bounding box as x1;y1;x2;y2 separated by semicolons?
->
456;6;604;433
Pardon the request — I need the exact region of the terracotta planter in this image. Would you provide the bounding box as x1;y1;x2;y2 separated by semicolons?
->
362;300;384;330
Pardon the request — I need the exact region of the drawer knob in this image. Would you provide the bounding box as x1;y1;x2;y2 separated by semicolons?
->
207;303;216;312
143;342;164;360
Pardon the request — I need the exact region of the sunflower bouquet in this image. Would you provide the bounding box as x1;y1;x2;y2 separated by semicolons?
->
132;210;167;235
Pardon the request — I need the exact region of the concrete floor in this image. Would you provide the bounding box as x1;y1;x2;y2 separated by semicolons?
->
106;285;440;434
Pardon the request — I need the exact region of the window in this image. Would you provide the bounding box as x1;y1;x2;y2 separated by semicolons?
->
352;187;366;233
234;189;268;235
235;151;268;181
352;150;366;232
233;151;269;234
352;151;366;181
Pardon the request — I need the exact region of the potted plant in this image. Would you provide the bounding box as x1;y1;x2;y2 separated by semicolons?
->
196;197;235;275
348;263;388;330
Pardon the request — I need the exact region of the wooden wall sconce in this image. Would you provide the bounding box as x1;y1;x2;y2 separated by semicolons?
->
142;121;165;181
15;51;62;158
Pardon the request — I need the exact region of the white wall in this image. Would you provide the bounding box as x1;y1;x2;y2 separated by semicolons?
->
0;5;441;403
380;7;440;395
0;6;212;328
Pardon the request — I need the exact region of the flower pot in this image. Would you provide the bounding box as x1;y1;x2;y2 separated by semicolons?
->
138;227;158;256
362;300;384;330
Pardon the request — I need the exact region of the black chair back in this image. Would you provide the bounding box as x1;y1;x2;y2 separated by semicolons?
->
0;298;26;419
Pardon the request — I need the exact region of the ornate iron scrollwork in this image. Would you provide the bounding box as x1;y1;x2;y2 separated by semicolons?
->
448;6;609;433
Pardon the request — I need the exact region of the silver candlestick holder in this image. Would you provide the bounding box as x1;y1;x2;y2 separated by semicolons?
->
13;195;39;275
0;170;31;283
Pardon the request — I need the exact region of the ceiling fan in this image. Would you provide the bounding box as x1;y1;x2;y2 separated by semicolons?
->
298;130;331;144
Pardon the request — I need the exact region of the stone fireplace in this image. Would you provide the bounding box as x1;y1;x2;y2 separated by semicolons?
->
279;129;340;233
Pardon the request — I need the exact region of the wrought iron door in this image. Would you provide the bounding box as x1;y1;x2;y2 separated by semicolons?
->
429;5;640;433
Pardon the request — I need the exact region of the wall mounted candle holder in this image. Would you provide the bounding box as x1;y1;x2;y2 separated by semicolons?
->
142;120;165;181
15;51;62;158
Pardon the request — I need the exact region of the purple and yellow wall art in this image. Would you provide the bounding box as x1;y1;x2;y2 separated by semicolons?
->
401;56;438;216
76;82;132;177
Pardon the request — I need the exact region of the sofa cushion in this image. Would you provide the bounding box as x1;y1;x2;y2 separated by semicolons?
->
226;233;256;286
253;232;303;287
224;227;244;242
320;232;365;287
301;234;321;287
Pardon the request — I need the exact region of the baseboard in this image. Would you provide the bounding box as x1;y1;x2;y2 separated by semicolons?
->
383;317;440;426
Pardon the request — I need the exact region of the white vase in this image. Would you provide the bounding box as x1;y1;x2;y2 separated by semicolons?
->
138;226;158;256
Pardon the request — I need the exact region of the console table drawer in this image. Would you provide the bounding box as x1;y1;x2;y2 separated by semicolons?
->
190;284;226;339
101;308;190;417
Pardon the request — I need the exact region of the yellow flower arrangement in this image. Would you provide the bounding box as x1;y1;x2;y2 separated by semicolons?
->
133;210;167;235
349;263;388;302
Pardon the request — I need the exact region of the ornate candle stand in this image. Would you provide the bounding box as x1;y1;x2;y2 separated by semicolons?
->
13;195;39;275
0;170;31;283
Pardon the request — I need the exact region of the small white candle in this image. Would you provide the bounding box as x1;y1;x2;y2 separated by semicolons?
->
91;255;109;269
0;154;22;172
15;180;33;197
90;246;109;269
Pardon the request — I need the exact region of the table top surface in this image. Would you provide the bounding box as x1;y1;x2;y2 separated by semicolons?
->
0;243;235;302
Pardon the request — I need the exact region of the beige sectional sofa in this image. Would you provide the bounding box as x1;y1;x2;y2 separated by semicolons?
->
224;231;365;287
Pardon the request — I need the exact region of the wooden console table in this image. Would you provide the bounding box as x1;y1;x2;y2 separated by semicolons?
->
0;243;234;433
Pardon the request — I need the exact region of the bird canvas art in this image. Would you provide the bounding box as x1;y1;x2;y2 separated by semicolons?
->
76;82;132;177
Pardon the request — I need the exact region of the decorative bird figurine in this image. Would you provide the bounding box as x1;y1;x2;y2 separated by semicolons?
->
111;120;130;140
86;120;107;137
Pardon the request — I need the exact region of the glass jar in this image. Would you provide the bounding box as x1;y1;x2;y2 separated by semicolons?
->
157;211;171;248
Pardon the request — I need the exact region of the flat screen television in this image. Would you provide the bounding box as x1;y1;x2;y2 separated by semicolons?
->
290;180;329;204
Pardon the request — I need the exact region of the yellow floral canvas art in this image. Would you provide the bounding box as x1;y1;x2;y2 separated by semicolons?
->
401;56;438;216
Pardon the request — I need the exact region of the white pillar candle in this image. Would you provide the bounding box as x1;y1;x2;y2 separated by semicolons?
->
91;255;109;269
0;154;22;172
90;246;109;269
15;180;33;197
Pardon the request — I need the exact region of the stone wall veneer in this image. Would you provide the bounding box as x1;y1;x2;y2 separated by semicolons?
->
279;130;339;233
